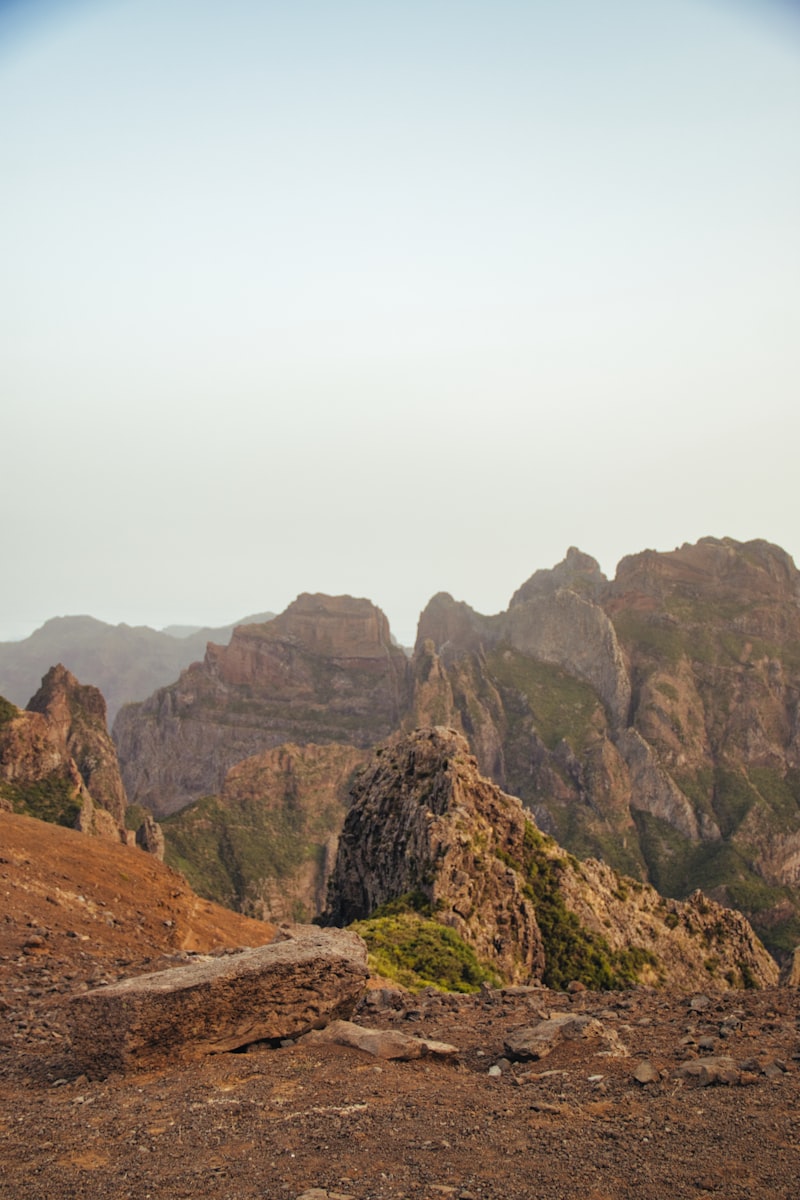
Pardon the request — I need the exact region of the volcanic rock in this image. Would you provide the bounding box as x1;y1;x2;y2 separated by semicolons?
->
504;1014;627;1061
322;727;778;991
65;927;368;1076
303;1019;457;1060
0;666;129;841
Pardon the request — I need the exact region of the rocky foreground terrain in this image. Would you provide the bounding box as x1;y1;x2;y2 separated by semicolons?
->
2;810;800;1200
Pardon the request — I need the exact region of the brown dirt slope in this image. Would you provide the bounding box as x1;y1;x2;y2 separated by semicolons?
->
0;810;276;991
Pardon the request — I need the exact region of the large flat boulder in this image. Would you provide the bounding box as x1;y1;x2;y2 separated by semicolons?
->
65;928;368;1076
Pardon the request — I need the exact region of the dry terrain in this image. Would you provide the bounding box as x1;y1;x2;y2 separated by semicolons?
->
1;812;799;1200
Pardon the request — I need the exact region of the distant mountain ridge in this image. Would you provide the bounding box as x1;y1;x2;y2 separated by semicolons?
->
113;593;409;816
0;612;274;724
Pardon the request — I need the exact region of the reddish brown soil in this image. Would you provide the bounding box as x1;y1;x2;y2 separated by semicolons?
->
1;812;799;1200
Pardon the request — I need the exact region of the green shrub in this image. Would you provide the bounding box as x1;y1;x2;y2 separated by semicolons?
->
351;910;502;993
520;823;658;990
0;696;19;726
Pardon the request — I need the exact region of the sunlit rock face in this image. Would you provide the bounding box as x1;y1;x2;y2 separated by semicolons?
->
1;664;128;841
114;594;410;817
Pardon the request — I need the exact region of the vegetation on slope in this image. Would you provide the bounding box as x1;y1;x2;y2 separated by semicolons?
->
513;822;659;991
0;772;81;827
350;894;502;994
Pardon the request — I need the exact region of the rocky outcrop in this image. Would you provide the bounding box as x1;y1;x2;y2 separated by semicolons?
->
26;665;128;824
114;595;409;817
407;539;800;960
135;811;166;860
0;667;128;841
324;727;545;985
323;728;778;991
0;668;173;855
65;927;368;1076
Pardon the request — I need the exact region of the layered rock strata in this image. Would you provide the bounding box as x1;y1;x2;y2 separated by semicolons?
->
114;595;409;816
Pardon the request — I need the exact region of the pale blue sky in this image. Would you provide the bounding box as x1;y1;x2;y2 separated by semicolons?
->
2;0;799;645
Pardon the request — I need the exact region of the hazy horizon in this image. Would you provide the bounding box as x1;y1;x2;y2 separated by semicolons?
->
3;1;799;648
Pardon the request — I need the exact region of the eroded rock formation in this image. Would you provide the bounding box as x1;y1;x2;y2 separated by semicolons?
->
114;595;409;817
407;539;800;959
323;728;778;991
0;666;128;841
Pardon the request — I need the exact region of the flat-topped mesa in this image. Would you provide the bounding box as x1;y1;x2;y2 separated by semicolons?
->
206;594;403;689
114;594;411;817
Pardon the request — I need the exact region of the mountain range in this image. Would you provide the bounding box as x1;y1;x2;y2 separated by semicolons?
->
3;535;800;974
0;611;274;724
109;536;800;961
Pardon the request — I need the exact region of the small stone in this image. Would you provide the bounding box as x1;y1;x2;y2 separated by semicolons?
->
672;1056;740;1086
633;1060;659;1085
488;1065;502;1077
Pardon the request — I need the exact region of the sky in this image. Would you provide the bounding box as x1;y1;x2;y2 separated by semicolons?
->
2;0;799;646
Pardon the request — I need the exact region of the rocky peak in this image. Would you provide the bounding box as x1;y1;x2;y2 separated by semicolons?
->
510;547;607;607
0;668;135;844
610;537;800;614
323;727;545;984
323;728;777;991
26;665;127;824
414;594;500;662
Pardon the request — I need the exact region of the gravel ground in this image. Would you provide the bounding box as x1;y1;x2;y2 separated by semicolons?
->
2;980;799;1200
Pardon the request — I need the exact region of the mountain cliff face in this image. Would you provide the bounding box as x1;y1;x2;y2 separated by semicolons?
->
323;728;777;991
408;538;800;958
114;595;410;817
0;612;274;725
161;742;366;921
0;666;129;841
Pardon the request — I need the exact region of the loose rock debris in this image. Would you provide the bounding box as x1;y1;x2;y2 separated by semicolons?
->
3;972;800;1200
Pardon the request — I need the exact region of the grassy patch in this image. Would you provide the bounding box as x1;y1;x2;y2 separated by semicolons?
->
631;808;797;957
748;767;800;826
351;908;502;993
0;696;19;726
0;772;81;827
520;823;658;990
486;648;602;752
